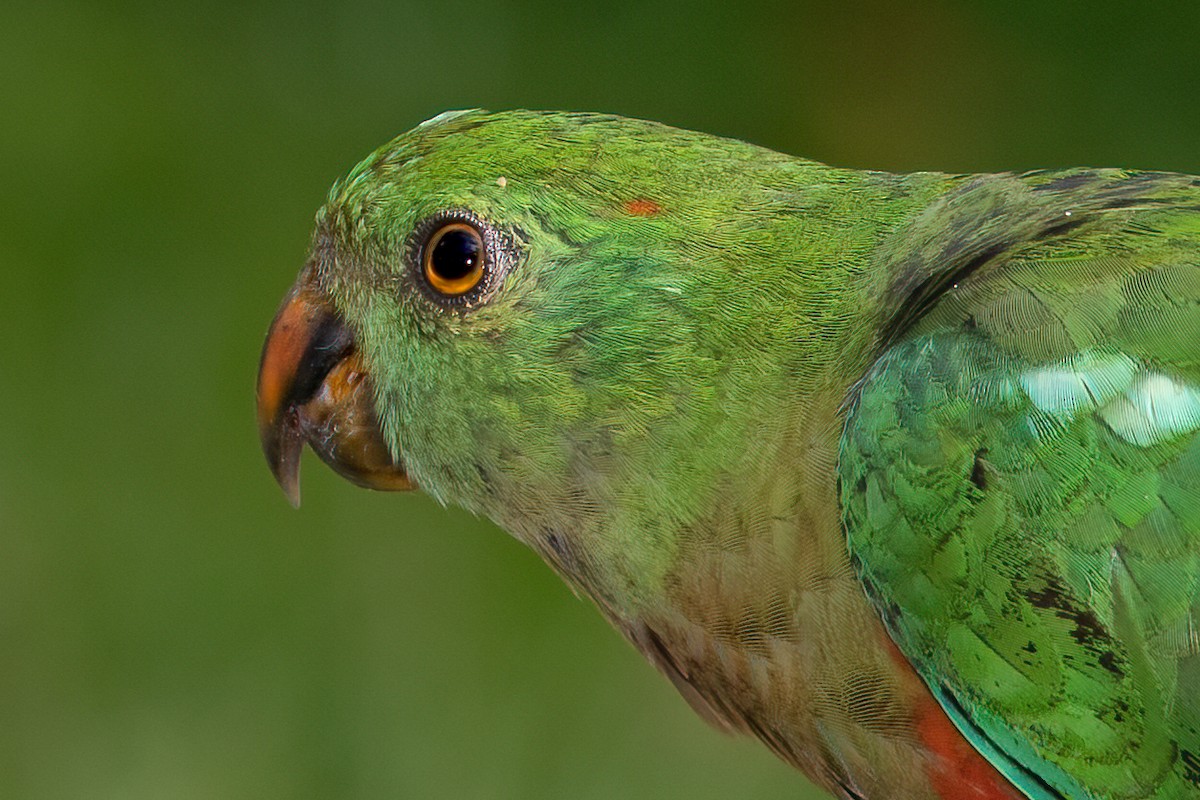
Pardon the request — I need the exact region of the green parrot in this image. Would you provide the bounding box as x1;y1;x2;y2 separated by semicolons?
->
256;109;1200;800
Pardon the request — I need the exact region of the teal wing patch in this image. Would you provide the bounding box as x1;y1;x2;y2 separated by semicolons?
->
842;333;1200;798
841;249;1200;797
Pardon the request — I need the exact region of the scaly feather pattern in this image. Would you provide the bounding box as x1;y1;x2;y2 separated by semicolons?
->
842;169;1200;798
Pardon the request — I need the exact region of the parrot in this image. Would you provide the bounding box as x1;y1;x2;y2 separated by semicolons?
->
255;109;1200;800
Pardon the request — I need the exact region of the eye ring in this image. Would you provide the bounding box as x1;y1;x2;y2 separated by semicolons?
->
409;210;518;310
422;222;485;296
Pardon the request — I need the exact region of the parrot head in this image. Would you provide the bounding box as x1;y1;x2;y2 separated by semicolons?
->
256;108;840;597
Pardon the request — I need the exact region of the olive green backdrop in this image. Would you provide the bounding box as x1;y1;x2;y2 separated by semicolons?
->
5;2;1200;798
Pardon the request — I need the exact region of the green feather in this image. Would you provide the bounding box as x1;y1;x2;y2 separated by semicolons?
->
842;168;1200;798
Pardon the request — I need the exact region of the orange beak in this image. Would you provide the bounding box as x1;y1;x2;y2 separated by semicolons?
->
256;275;414;507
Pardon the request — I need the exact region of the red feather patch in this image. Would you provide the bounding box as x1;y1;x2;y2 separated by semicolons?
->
623;198;662;216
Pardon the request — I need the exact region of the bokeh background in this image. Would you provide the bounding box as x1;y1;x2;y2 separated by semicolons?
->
6;2;1200;798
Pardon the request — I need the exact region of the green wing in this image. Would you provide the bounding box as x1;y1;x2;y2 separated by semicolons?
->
840;172;1200;799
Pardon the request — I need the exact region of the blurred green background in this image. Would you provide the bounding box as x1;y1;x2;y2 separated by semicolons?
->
5;2;1200;798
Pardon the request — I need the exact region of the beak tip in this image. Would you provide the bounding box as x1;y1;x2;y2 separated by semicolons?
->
283;483;302;509
272;457;302;508
261;415;304;509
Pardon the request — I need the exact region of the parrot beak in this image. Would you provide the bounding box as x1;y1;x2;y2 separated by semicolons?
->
256;276;414;507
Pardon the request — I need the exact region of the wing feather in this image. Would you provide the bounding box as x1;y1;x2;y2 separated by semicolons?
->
841;192;1200;799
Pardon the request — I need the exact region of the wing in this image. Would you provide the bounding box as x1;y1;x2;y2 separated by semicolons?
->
840;172;1200;799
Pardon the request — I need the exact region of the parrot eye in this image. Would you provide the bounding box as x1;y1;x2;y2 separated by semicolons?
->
409;210;516;309
422;222;486;296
